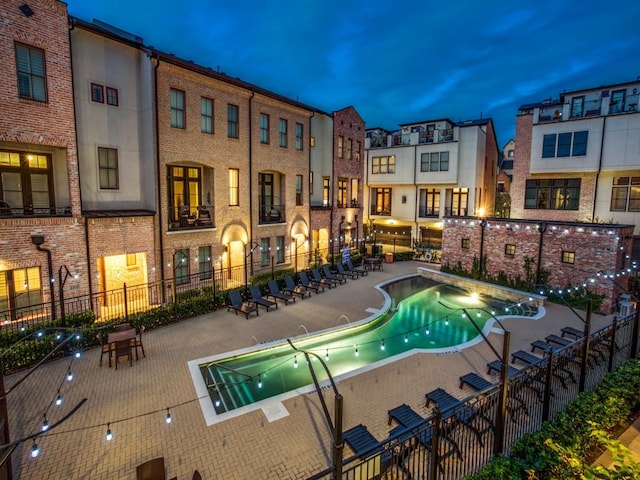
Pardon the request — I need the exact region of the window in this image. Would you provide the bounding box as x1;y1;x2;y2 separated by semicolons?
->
461;238;470;249
0;150;54;215
542;131;588;158
337;179;347;207
260;238;270;266
419;188;440;217
338;136;344;158
571;96;584;118
228;168;239;206
168;166;201;224
505;244;516;256
420;152;449;172
0;267;42;315
279;118;288;147
347;139;353;160
227;104;239;138
295;123;303;150
355;140;361;161
508;149;514;157
106;87;118;106
371;156;395;174
201;97;213;134
15;43;47;102
611;176;640;212
98;147;119;189
525;178;580;210
170;88;185;129
260;113;269;144
276;236;285;264
173;249;189;285
91;83;104;103
295;175;303;206
126;254;137;267
198;246;212;280
351;178;359;206
309;171;313;194
561;251;575;264
497;182;505;193
371;187;392;215
322;177;330;206
610;89;625;114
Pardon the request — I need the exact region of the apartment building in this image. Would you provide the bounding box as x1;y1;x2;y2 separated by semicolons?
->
153;51;316;285
309;107;365;263
0;0;86;322
510;79;640;239
70;18;157;301
364;118;498;251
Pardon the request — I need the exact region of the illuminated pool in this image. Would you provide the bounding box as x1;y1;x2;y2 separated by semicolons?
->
191;276;540;422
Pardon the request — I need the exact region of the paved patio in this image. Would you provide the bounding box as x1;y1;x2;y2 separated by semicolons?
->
7;261;616;479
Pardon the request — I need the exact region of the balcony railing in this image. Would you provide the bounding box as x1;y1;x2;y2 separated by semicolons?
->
259;204;285;224
444;207;467;217
419;132;435;144
168;205;214;230
418;206;439;218
610;94;639;114
0;202;71;217
370;206;391;216
368;137;387;148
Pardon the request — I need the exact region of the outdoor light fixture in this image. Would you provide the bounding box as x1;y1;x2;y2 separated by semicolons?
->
66;369;73;381
105;424;113;441
257;375;262;388
55;392;63;406
165;409;172;424
30;441;39;458
41;415;49;432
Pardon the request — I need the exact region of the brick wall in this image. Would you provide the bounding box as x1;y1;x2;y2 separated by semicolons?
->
442;217;634;313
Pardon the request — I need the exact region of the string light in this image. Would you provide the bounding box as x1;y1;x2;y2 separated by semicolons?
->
257;374;262;389
31;441;39;458
425;328;430;336
293;356;298;368
404;332;408;343
55;391;63;406
354;345;359;357
66;368;73;382
445;316;449;326
380;339;385;351
105;424;113;441
74;351;81;359
165;408;172;424
41;415;49;432
325;349;329;361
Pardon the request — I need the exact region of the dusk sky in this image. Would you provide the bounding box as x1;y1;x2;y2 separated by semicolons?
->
65;0;640;147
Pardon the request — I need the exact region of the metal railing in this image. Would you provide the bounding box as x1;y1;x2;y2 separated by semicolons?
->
308;311;639;479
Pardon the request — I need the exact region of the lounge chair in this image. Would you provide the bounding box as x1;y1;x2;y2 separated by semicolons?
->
531;340;560;355
561;326;584;339
511;350;542;366
343;424;388;459
545;334;573;347
486;360;519;376
343;424;410;477
512;349;574;388
459;372;493;391
267;280;294;304
249;285;277;311
336;262;358;279
425;388;493;445
346;259;367;276
487;360;544;402
322;265;346;284
311;268;337;288
227;290;258;319
299;271;323;293
283;275;310;298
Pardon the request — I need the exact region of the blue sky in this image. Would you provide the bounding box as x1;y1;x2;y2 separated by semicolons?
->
65;0;640;147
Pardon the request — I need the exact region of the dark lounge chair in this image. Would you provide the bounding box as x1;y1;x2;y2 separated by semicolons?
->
459;372;493;391
545;334;573;347
561;326;584;339
283;275;309;298
531;340;560;355
299;271;323;293
346;259;367;276
511;350;543;366
249;285;277;311
311;268;337;288
336;262;358;279
322;265;346;284
227;290;258;319
486;360;519;376
343;424;411;477
267;280;294;305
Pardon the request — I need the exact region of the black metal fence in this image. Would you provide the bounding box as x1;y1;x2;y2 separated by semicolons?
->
308;312;639;480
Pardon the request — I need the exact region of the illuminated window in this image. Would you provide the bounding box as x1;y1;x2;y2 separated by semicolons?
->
561;251;575;264
461;238;470;249
505;244;516;256
611;176;640;212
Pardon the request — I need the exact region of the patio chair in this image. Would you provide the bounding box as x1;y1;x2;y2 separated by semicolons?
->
112;339;133;369
299;271;323;293
322;265;346;284
283;275;310;298
132;325;146;360
336;262;358;279
267;280;294;305
249;285;277;311
136;456;165;480
96;331;113;368
311;268;337;288
227;290;258;319
343;424;411;477
425;388;493;445
346;259;367;276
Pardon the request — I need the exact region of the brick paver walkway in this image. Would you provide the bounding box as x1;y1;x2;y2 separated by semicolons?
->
6;262;613;479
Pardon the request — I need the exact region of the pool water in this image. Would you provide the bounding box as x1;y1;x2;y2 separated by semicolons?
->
200;276;537;415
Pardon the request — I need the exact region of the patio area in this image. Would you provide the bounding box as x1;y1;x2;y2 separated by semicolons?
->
6;262;616;479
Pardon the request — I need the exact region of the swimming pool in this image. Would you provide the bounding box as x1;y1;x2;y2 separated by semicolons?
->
190;276;541;423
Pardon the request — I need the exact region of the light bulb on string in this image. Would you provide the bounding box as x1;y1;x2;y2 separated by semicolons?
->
404;332;408;343
74;350;81;359
165;409;172;424
325;349;329;361
380;339;385;351
55;391;63;406
425;328;430;336
445;316;449;326
354;345;359;357
41;415;49;432
294;356;298;368
66;368;73;382
105;424;113;441
257;374;262;389
31;441;39;458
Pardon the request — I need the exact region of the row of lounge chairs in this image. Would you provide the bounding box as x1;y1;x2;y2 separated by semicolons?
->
226;262;368;318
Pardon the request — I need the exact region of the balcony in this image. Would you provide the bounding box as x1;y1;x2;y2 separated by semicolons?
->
418;206;438;218
419;132;435;144
259;204;285;224
0;201;71;217
444;207;467;217
370;206;391;216
368;137;387;148
610;93;639;114
168;205;214;231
